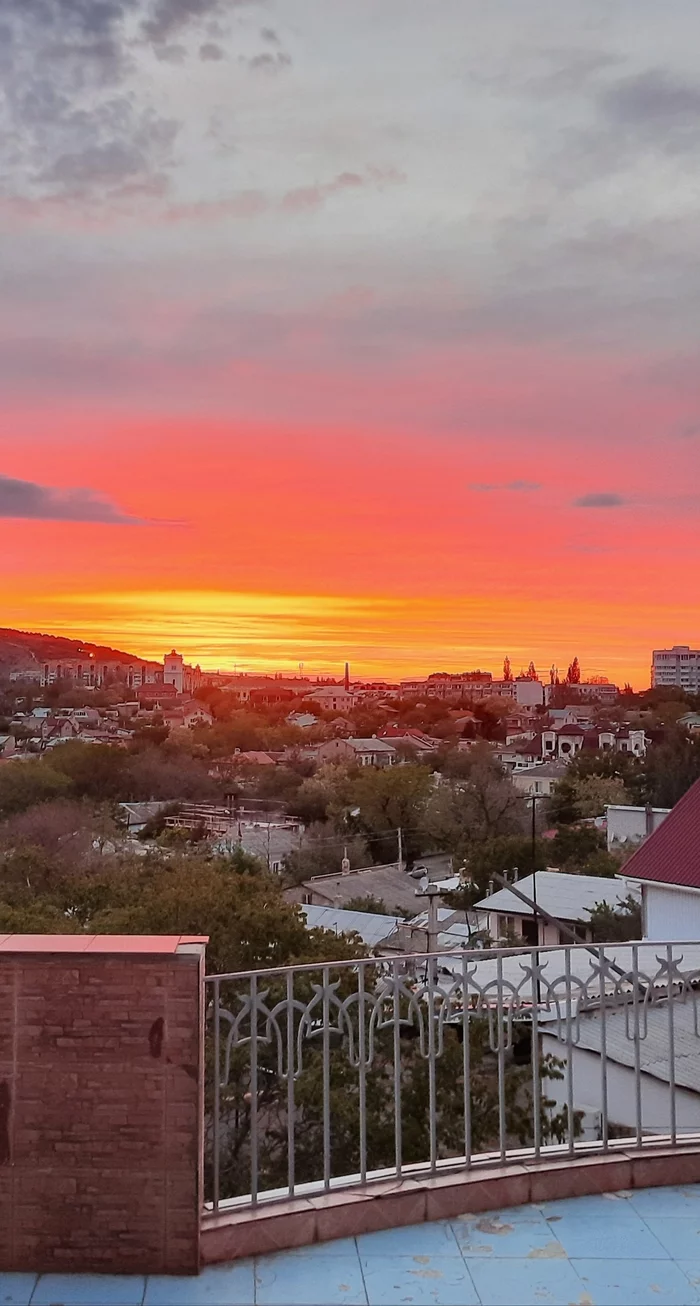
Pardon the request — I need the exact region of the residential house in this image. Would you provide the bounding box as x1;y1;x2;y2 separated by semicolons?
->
315;737;397;767
606;803;671;851
0;735;16;758
618;776;700;941
515;677;545;707
377;725;440;757
286;864;429;917
163;703;214;730
300;904;404;951
540;999;700;1139
287;712;319;729
511;760;568;798
474;871;641;947
306;687;357;713
499;724;646;770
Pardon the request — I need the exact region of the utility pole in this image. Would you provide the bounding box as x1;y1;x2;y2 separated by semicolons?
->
397;826;403;872
415;882;440;986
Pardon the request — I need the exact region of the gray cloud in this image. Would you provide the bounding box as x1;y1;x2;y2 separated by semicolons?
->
200;41;225;61
0;0;245;201
140;0;225;46
677;420;700;439
470;480;541;493
242;51;292;73
0;474;136;522
601;68;700;154
260;27;279;44
574;493;626;508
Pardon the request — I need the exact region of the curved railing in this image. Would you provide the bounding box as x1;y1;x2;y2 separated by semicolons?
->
204;938;700;1213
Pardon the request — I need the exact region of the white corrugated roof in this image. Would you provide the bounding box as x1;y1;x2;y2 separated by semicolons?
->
432;941;700;995
301;903;402;948
475;871;639;921
541;999;700;1093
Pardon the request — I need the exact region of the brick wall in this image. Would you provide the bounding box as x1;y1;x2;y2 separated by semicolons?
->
0;939;205;1275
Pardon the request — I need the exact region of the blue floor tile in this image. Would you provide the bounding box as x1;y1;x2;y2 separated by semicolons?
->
553;1211;670;1260
144;1262;256;1304
0;1275;37;1306
537;1191;638;1220
630;1187;700;1218
279;1239;360;1258
468;1256;584;1305
31;1275;145;1306
361;1255;479;1305
254;1252;367;1305
644;1220;700;1261
678;1263;700;1292
356;1221;459;1257
572;1257;700;1305
451;1212;566;1259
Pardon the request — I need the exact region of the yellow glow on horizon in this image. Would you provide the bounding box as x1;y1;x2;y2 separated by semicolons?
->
0;586;681;688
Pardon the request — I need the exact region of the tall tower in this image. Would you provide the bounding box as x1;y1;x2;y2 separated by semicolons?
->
164;650;184;693
344;662;350;692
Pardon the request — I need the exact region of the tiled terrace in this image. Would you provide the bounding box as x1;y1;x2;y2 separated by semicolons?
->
6;1185;700;1305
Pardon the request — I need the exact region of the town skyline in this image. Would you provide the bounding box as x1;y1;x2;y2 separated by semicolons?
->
3;622;698;692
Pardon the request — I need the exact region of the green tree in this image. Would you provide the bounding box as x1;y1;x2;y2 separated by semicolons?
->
642;728;700;807
347;764;434;867
584;894;642;942
283;825;370;885
427;752;526;861
0;759;71;818
343;895;391;915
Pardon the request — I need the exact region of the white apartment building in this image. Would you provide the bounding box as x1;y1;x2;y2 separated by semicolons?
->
652;645;700;693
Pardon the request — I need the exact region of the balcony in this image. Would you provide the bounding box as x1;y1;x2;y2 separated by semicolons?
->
204;939;700;1231
2;936;700;1303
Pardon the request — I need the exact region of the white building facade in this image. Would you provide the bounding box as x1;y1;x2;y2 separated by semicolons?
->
652;645;700;693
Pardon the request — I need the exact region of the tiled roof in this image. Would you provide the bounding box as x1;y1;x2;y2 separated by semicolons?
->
621;777;700;889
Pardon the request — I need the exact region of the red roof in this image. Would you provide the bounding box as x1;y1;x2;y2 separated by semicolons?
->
622;778;700;889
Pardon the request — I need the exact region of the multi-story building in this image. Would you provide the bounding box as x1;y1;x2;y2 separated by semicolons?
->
652;646;700;693
399;672;516;702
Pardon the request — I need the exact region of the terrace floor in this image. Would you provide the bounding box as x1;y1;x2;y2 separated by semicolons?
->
6;1185;700;1305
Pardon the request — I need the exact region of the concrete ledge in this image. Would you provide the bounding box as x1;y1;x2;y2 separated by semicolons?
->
201;1145;700;1264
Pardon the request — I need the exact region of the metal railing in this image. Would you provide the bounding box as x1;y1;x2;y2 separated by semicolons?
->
204;939;700;1214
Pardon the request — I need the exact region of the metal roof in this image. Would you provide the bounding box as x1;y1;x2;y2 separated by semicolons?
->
300;863;426;915
348;737;397;752
301;904;402;948
540;999;700;1093
432;939;700;994
475;871;639;920
620;777;700;889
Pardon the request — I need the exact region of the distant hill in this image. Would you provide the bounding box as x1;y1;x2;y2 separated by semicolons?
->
0;627;153;674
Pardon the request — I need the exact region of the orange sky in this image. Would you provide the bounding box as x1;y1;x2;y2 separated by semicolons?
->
2;2;700;689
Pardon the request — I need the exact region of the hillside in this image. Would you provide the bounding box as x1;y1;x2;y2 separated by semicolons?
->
0;627;153;674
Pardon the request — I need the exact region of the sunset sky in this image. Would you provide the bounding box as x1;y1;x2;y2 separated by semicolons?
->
2;1;700;686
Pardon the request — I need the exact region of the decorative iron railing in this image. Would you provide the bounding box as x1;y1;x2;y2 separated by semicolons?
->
204;939;700;1213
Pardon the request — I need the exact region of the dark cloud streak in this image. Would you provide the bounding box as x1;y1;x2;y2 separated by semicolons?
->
574;493;626;508
0;474;136;523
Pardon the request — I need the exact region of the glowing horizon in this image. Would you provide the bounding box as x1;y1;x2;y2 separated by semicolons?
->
0;586;683;688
